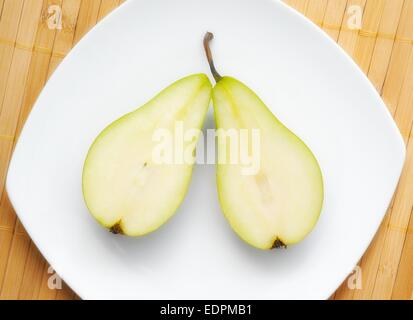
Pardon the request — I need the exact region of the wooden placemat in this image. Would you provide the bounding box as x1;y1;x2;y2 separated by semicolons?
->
0;0;412;300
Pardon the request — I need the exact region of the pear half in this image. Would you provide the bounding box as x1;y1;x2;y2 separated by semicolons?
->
82;74;212;236
204;33;324;250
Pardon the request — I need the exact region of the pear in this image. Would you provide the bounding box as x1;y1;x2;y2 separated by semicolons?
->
82;74;212;236
204;32;324;249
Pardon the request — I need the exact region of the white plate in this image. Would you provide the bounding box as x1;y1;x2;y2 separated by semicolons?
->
6;0;406;300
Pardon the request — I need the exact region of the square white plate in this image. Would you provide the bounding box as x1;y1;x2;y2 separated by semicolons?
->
7;0;406;299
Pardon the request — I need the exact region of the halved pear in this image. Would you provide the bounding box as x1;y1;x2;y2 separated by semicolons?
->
204;33;323;249
82;74;212;236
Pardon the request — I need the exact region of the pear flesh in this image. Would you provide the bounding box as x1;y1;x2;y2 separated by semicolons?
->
82;74;212;236
213;76;324;250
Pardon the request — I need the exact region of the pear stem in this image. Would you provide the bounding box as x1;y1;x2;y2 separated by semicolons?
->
203;32;223;83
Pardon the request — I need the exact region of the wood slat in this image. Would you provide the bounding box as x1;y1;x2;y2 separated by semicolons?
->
0;221;30;299
0;0;25;203
0;0;25;116
392;205;413;299
368;0;405;92
98;0;121;20
394;53;413;143
0;193;17;290
18;242;47;300
305;0;328;25
322;0;348;41
337;0;367;56
73;0;102;45
369;1;413;299
381;0;413;115
352;0;386;73
0;1;6;20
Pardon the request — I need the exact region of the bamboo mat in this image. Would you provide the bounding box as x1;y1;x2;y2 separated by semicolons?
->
0;0;412;300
